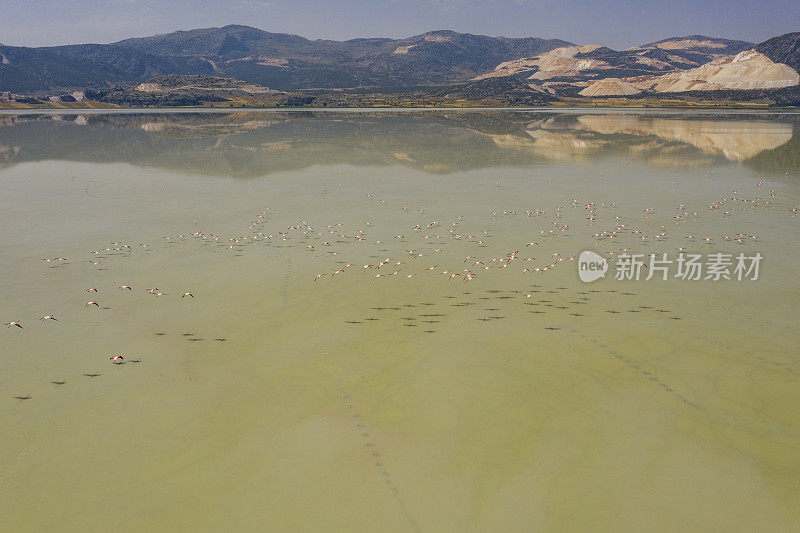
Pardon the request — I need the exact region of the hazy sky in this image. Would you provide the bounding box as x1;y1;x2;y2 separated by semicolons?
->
1;0;797;49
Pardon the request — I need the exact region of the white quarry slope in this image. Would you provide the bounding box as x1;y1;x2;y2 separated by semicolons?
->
474;37;749;84
630;38;729;51
579;78;641;96
474;45;607;80
646;50;799;92
472;36;799;98
527;45;607;80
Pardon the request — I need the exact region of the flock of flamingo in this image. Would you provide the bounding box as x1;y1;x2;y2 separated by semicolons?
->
4;172;795;401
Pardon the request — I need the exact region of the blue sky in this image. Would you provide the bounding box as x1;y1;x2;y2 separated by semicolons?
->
1;0;797;49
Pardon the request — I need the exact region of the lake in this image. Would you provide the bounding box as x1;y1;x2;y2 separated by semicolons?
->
1;109;799;531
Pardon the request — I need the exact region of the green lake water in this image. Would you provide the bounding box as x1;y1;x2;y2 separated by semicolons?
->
1;109;799;531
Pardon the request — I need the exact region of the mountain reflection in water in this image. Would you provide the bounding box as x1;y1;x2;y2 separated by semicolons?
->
0;110;798;178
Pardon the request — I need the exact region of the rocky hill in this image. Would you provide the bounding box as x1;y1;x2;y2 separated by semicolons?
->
0;44;204;93
756;32;800;72
84;74;284;107
0;25;571;93
435;77;554;104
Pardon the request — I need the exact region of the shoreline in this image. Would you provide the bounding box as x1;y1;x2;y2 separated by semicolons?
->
2;106;800;116
2;94;799;114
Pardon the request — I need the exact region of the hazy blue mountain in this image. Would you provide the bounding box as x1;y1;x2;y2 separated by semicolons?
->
0;25;572;92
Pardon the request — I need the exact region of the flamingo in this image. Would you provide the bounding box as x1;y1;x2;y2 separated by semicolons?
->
6;321;23;329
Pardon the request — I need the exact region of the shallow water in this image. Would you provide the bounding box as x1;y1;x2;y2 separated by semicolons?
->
1;109;800;531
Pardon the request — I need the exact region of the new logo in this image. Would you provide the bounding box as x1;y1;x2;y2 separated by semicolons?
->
578;250;607;282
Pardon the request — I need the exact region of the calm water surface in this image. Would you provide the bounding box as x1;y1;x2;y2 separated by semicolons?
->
1;110;800;531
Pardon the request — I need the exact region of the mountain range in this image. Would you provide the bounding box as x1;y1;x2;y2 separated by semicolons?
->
0;26;571;92
1;26;798;105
